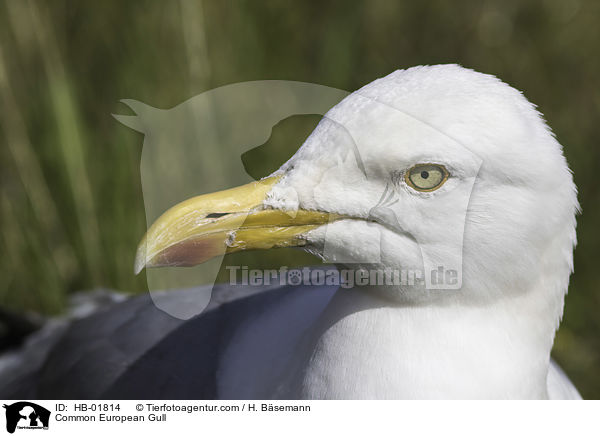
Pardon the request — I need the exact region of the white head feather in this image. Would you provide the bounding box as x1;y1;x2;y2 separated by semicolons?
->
259;65;579;398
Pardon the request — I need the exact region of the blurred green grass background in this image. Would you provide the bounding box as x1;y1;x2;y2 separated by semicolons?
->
0;0;598;397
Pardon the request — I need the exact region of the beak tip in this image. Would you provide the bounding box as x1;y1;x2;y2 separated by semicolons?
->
134;241;148;275
134;260;144;275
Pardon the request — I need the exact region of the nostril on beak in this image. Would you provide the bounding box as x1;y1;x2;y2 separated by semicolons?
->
205;212;231;219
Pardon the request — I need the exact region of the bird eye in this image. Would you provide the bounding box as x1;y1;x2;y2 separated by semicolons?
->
405;164;449;192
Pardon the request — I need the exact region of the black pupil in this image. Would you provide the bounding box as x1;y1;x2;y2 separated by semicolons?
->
420;170;429;179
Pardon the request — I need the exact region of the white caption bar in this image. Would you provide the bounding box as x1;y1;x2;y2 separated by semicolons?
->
0;400;598;436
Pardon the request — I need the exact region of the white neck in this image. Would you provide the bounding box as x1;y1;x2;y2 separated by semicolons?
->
293;284;555;399
217;275;563;399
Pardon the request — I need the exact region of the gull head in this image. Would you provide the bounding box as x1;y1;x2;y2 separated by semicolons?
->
135;65;578;310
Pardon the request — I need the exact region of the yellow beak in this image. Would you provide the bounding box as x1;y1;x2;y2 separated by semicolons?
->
134;176;339;274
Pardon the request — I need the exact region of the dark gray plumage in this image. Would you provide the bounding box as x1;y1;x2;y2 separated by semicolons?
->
0;280;336;400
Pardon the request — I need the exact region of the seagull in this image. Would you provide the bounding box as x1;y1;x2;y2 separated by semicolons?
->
0;64;581;399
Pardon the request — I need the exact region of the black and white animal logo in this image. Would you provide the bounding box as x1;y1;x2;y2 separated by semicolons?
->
3;402;50;434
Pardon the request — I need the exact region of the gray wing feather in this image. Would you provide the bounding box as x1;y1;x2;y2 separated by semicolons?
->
0;283;285;399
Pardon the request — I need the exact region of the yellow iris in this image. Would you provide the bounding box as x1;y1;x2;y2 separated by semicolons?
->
405;164;449;192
